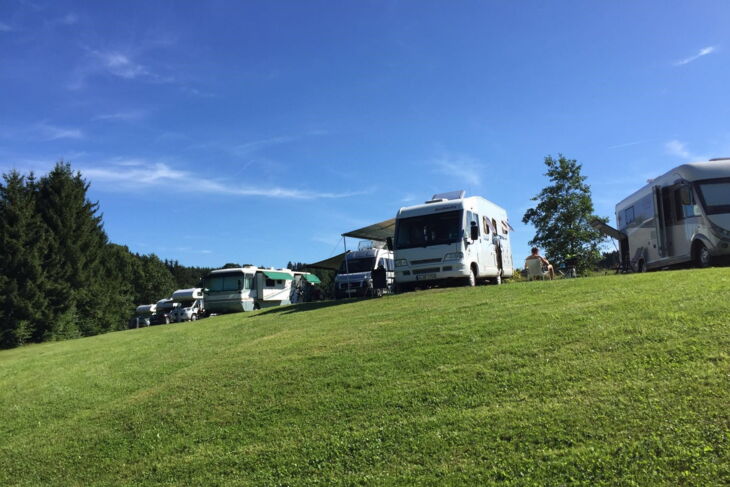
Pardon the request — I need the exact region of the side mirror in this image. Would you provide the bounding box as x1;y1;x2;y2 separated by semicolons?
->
470;223;479;241
386;237;393;251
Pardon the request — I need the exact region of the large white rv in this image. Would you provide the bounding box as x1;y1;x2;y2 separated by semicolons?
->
393;191;514;290
334;242;394;299
203;267;316;313
615;159;730;271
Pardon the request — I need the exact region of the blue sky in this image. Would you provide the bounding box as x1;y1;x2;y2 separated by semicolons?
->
2;0;729;268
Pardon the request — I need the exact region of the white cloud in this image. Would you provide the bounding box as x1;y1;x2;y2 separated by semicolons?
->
93;110;146;122
0;22;12;32
665;140;691;158
431;153;485;187
78;160;367;200
674;45;717;66
38;123;84;140
96;51;148;79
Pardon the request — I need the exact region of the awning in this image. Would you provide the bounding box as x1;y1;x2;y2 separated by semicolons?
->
590;219;626;241
262;271;294;280
302;273;321;283
341;218;396;241
306;251;348;271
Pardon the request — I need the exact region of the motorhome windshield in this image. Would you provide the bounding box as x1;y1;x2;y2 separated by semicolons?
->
395;210;463;249
696;178;730;214
339;257;375;274
204;272;250;292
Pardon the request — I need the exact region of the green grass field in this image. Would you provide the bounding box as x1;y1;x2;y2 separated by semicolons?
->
1;269;729;486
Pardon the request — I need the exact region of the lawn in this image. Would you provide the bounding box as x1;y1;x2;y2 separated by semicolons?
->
1;269;728;486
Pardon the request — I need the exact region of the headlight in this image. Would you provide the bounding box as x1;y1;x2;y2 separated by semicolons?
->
395;259;409;267
443;252;464;261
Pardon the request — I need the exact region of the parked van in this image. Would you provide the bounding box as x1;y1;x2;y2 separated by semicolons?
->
169;288;205;322
613;159;730;271
393;191;514;290
334;242;394;299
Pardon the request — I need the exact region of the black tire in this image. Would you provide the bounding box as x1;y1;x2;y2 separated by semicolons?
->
467;266;477;287
694;241;711;268
191;314;198;321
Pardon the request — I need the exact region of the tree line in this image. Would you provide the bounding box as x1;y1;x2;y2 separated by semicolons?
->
0;163;209;349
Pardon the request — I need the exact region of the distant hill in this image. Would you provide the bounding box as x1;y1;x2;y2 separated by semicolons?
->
1;269;728;485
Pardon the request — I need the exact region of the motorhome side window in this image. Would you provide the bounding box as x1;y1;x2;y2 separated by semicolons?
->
624;207;635;225
265;278;275;287
482;216;490;235
675;187;701;219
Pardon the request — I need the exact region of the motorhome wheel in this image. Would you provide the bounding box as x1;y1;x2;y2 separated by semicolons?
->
467;266;477;287
191;314;198;321
693;242;711;268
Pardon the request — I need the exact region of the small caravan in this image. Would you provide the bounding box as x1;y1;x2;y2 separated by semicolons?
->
393;191;514;290
169;288;205;322
334;242;394;299
612;159;730;271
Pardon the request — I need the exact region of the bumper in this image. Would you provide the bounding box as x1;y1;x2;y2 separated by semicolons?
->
396;267;469;285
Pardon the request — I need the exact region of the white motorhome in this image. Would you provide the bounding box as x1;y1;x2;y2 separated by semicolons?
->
393;191;514;290
334;242;394;299
169;288;205;322
614;159;730;271
202;266;300;313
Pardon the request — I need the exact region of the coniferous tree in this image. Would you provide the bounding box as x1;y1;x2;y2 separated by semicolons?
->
0;171;50;347
37;162;108;339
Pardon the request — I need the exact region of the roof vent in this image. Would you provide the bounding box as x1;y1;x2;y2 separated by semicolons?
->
426;190;465;203
709;157;730;161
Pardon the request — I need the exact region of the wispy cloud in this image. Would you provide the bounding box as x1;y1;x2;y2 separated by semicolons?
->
606;139;652;150
93;110;147;122
79;159;367;200
37;123;84;140
48;13;78;26
674;45;717;66
69;47;171;89
0;22;12;32
94;50;149;79
431;153;485;187
665;139;706;161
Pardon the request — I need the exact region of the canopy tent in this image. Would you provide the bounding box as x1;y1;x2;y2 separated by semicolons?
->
341;218;396;242
306;251;348;271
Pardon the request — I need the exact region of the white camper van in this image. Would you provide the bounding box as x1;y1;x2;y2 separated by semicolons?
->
202;266;298;313
169;288;205;322
334;242;394;299
614;159;730;271
393;191;514;290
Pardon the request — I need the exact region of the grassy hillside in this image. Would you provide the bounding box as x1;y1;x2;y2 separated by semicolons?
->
1;269;729;486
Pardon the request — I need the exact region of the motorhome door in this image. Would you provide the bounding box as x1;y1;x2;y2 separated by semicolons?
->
652;185;668;258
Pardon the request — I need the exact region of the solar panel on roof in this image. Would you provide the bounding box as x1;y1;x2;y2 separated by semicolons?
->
431;190;465;201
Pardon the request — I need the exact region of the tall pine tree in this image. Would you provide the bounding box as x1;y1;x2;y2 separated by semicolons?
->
37;162;108;338
0;171;50;347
